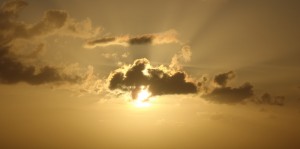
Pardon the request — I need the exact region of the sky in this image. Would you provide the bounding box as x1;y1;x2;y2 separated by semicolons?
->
0;0;300;148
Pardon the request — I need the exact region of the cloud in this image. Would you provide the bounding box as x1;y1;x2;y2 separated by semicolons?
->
128;35;153;45
0;0;27;14
0;0;100;85
0;46;82;85
107;58;197;99
214;71;235;87
252;93;285;106
201;71;286;106
84;30;179;48
27;10;69;38
0;0;100;45
204;82;254;104
169;45;192;70
202;71;254;104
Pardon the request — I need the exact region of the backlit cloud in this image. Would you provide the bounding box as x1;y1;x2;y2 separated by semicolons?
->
204;82;254;104
0;0;100;85
0;46;82;85
201;71;286;106
0;1;288;106
107;58;197;99
169;45;192;70
84;30;179;48
203;71;254;104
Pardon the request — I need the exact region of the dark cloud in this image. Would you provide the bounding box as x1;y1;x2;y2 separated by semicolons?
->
85;30;178;48
84;35;154;48
202;71;254;104
214;71;235;87
0;0;96;85
202;71;286;106
0;0;27;15
0;0;99;45
86;37;116;46
27;10;68;38
108;58;197;99
0;46;81;85
128;35;153;45
204;83;254;104
0;8;67;42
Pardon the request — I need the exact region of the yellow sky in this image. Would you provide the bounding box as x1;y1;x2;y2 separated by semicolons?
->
1;0;300;148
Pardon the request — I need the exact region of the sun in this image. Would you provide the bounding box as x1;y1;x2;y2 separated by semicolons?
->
134;87;152;108
137;89;151;101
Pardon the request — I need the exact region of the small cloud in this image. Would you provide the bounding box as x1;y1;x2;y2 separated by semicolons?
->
169;45;192;70
214;71;235;87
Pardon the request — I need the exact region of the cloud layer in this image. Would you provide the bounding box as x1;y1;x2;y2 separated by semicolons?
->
0;1;287;106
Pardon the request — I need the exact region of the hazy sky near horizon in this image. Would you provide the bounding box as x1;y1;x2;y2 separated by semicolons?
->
1;0;300;148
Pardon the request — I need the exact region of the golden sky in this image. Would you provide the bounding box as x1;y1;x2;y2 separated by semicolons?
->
0;0;300;148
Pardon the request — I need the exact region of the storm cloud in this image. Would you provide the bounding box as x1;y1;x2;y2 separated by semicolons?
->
108;58;197;99
84;30;179;48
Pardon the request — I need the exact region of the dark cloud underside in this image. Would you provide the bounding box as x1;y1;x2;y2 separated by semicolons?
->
204;71;254;104
214;71;235;87
204;83;254;104
128;35;153;45
0;46;81;85
0;0;91;85
84;30;178;48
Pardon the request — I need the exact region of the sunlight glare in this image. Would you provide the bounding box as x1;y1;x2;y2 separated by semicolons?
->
134;87;152;108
